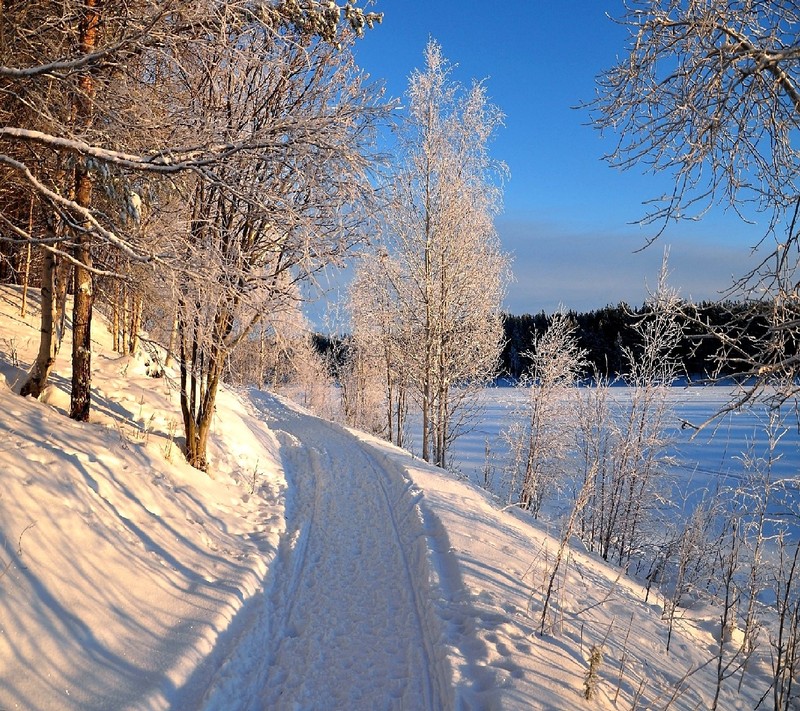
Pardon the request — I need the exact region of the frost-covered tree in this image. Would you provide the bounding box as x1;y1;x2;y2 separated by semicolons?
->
350;39;510;468
0;0;381;421
503;311;586;516
592;0;800;231
349;251;411;445
577;263;683;566
592;0;800;410
165;30;383;470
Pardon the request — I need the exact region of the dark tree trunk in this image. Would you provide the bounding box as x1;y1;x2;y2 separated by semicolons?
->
69;0;100;421
70;197;94;420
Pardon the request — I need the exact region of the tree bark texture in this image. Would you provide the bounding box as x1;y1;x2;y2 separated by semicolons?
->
20;245;66;397
69;0;100;421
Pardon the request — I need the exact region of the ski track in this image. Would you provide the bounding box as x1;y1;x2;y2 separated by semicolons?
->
255;396;450;710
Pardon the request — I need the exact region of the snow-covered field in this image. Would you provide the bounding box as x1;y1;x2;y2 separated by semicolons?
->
0;285;792;709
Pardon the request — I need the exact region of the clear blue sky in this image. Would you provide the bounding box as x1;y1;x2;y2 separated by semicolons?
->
338;1;764;317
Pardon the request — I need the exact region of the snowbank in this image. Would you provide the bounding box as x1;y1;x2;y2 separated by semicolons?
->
0;286;285;710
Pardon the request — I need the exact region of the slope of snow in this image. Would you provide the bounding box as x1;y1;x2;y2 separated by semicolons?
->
345;431;776;710
0;285;781;709
0;287;286;710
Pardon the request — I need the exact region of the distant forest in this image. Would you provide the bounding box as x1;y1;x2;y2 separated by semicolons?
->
501;301;765;380
313;300;777;382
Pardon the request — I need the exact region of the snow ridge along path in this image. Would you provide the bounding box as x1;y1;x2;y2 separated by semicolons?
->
250;392;453;710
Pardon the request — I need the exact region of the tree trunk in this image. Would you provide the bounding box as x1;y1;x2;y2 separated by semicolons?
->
177;294;229;471
128;292;142;353
69;0;100;422
20;194;33;317
178;307;200;466
70;167;95;421
385;355;394;442
111;275;120;352
165;309;178;367
20;246;64;397
180;345;223;471
397;385;406;448
187;364;221;470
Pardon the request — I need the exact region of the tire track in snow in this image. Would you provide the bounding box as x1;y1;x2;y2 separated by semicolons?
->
364;452;436;707
258;401;450;710
270;432;320;641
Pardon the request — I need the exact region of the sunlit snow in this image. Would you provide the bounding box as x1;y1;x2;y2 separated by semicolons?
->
0;285;790;710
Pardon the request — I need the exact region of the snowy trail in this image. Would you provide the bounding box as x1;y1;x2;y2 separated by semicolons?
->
250;394;451;710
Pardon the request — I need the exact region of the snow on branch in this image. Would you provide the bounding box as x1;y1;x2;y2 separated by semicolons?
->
0;154;154;263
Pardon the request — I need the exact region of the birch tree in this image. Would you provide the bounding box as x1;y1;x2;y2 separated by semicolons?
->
351;39;509;468
577;264;683;566
349;251;410;445
503;311;586;516
168;28;383;470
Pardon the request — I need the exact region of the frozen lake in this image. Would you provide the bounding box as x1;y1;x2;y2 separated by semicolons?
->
405;385;800;538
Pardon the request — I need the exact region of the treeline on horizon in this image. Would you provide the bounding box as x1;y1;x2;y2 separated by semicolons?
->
501;301;764;381
313;299;781;383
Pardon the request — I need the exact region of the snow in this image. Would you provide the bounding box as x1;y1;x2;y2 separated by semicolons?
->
235;394;451;709
0;284;787;709
0;287;285;710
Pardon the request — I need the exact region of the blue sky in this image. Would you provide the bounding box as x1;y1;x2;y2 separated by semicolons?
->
339;1;765;317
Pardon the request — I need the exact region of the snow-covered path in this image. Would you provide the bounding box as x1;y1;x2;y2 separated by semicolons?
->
251;394;452;710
